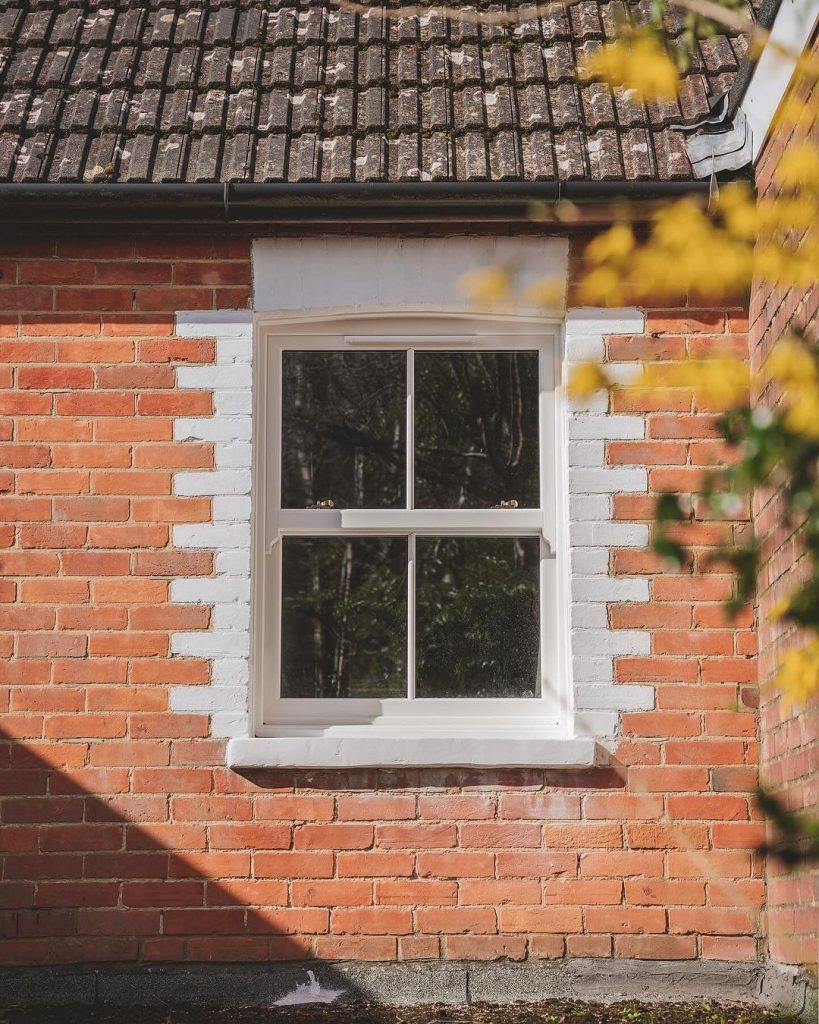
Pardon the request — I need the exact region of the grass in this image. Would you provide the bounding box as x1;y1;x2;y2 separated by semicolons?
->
0;1001;802;1024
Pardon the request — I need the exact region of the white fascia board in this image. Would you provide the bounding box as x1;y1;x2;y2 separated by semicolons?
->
741;0;819;161
228;736;599;769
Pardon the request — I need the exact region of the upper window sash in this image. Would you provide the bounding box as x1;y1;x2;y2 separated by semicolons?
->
262;328;557;552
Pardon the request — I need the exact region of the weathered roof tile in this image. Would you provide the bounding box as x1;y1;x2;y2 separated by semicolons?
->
0;0;752;184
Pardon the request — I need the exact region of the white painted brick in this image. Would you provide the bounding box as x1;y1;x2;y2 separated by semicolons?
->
571;603;608;628
212;658;250;687
173;523;251;550
216;443;253;469
572;656;614;683
211;712;251;738
604;363;641;386
566;390;608;415
570;629;650;656
566;308;645;335
176;310;253;338
213;603;251;630
174;417;251;442
570;522;649;548
569;494;610;521
171;632;250;658
215;390;253;415
213;496;252;522
216;550;250;575
177;365;252;390
171;578;250;604
570;467;647;494
575;684;654;711
568;440;604;467
564;334;604;361
174;470;251;496
570;548;608;575
569;415;645;440
573;710;619;737
216;339;252;364
572;577;650;603
170;686;248;713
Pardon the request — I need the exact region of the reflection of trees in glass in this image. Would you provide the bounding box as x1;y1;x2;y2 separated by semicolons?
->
416;537;540;698
281;537;407;698
282;351;405;509
415;351;539;509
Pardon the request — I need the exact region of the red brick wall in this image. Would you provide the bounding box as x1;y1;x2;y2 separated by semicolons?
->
751;39;819;970
0;236;761;966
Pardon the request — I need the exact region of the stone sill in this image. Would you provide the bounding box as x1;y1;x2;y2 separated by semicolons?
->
227;736;599;769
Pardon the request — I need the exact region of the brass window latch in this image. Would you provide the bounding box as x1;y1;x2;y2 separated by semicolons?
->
492;499;519;509
307;498;336;509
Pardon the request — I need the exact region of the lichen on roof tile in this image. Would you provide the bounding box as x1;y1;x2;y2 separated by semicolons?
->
0;0;753;183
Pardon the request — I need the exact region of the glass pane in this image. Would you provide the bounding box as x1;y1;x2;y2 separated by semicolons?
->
414;351;539;508
416;537;540;698
282;351;405;509
281;536;407;698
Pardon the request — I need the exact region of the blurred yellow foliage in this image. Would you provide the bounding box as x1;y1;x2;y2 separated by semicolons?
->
457;266;512;307
776;640;819;708
581;33;679;101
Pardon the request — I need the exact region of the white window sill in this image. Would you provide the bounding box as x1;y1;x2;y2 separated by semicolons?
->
227;736;599;769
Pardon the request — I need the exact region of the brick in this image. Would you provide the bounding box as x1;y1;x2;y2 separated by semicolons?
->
294;824;373;850
499;906;582;932
583;794;663;819
292;881;372;907
497;793;580;819
375;823;455;849
614;935;697;959
55;339;134;362
669;908;754;934
375;880;457;906
164;909;245;935
566;934;611;957
621;712;701;738
665;740;746;765
542;880;622;905
443;935;526;960
337;851;414;877
254;795;334;821
625;879;705;906
333;907;412;934
459;823;542;848
666;795;748;820
701;935;757;960
314;936;396;960
337;794;417;820
580;851;663;877
545;824;622;849
17;366;93;390
208;824;291;849
458;880;541;905
585;907;666;934
416;907;497;934
254;852;334;879
417;852;495;878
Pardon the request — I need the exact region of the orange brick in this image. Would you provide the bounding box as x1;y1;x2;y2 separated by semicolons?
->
614;935;697;959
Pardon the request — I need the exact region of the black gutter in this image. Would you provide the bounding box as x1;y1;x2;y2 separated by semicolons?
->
0;180;714;227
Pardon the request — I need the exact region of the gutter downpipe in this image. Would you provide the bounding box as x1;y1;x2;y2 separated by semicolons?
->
0;179;716;227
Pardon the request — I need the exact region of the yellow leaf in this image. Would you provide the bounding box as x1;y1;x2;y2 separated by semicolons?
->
774;143;819;190
775;640;819;708
521;277;565;309
586;224;635;264
581;35;679;102
457;266;511;307
568;362;611;399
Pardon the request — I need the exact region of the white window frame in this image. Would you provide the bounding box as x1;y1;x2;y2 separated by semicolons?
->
251;311;571;745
